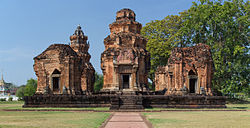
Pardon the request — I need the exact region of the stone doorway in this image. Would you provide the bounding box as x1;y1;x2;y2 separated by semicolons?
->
51;69;61;92
188;70;197;93
52;77;59;91
189;78;197;93
122;74;130;89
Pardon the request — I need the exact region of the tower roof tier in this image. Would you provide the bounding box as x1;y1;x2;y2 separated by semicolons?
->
116;8;136;22
105;8;146;49
109;8;142;35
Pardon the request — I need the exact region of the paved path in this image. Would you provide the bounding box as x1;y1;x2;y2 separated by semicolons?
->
102;112;152;128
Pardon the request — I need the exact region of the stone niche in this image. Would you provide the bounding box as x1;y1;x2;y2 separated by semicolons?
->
155;43;214;95
33;25;95;95
101;8;150;92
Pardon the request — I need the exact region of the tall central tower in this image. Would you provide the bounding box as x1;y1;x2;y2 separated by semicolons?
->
101;8;150;92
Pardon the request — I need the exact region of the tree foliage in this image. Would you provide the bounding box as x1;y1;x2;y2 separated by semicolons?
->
16;85;25;99
180;0;249;96
142;0;249;96
24;78;37;96
141;15;184;81
94;73;103;92
4;83;17;90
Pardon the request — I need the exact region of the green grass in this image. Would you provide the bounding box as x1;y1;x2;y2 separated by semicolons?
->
145;104;250;111
144;111;250;128
0;101;109;111
145;102;250;111
0;101;111;128
1;101;250;128
0;101;24;104
0;111;110;128
226;103;250;110
1;101;249;111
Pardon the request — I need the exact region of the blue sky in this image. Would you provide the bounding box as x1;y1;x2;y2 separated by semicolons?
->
0;0;195;86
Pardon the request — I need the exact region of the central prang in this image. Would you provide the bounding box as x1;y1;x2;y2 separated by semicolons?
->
101;8;150;92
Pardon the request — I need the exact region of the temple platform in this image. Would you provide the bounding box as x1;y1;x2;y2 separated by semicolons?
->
23;93;226;109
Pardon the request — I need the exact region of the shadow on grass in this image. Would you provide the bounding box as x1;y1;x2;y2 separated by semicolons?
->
226;98;250;104
232;107;248;109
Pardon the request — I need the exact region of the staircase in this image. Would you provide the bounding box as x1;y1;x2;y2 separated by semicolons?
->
110;91;144;110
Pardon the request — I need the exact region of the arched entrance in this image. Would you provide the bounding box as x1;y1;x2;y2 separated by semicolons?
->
188;70;197;93
51;69;61;92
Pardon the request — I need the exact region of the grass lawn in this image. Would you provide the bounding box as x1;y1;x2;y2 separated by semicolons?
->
1;101;249;128
144;100;250;127
144;103;250;111
144;111;250;128
0;111;110;128
1;101;249;111
226;103;250;110
0;101;109;111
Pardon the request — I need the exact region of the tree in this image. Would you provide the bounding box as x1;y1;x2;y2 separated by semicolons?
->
142;0;249;96
141;15;184;81
16;85;25;99
179;0;249;97
24;78;37;96
5;83;17;90
94;73;103;92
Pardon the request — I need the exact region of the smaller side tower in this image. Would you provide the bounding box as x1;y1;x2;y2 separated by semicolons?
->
69;25;95;93
155;43;214;95
34;25;95;95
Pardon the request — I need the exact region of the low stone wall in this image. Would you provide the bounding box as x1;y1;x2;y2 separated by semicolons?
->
23;94;226;109
142;95;227;108
23;94;112;108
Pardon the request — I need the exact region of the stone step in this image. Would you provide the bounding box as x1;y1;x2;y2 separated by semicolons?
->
120;100;140;102
121;91;137;95
119;105;144;109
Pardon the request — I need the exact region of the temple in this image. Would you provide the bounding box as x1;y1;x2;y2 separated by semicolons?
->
33;25;95;95
24;9;226;109
155;43;214;95
0;74;7;96
101;9;150;92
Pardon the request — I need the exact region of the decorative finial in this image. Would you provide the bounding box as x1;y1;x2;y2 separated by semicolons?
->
77;24;81;29
74;24;84;36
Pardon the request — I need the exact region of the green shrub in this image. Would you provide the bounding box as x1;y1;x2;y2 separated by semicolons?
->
18;97;23;101
8;97;13;101
0;98;6;101
235;93;248;100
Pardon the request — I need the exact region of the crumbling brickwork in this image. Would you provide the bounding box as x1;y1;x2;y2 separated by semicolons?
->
25;9;226;109
34;25;95;95
101;9;150;91
155;43;214;95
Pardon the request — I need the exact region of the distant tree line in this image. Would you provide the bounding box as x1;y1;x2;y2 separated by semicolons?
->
141;0;249;98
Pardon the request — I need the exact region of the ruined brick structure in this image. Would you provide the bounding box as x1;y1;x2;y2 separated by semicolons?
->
155;43;214;95
101;9;150;92
34;25;95;95
24;9;226;109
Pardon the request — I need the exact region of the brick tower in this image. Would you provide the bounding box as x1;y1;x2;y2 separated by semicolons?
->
101;9;150;92
34;25;95;95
